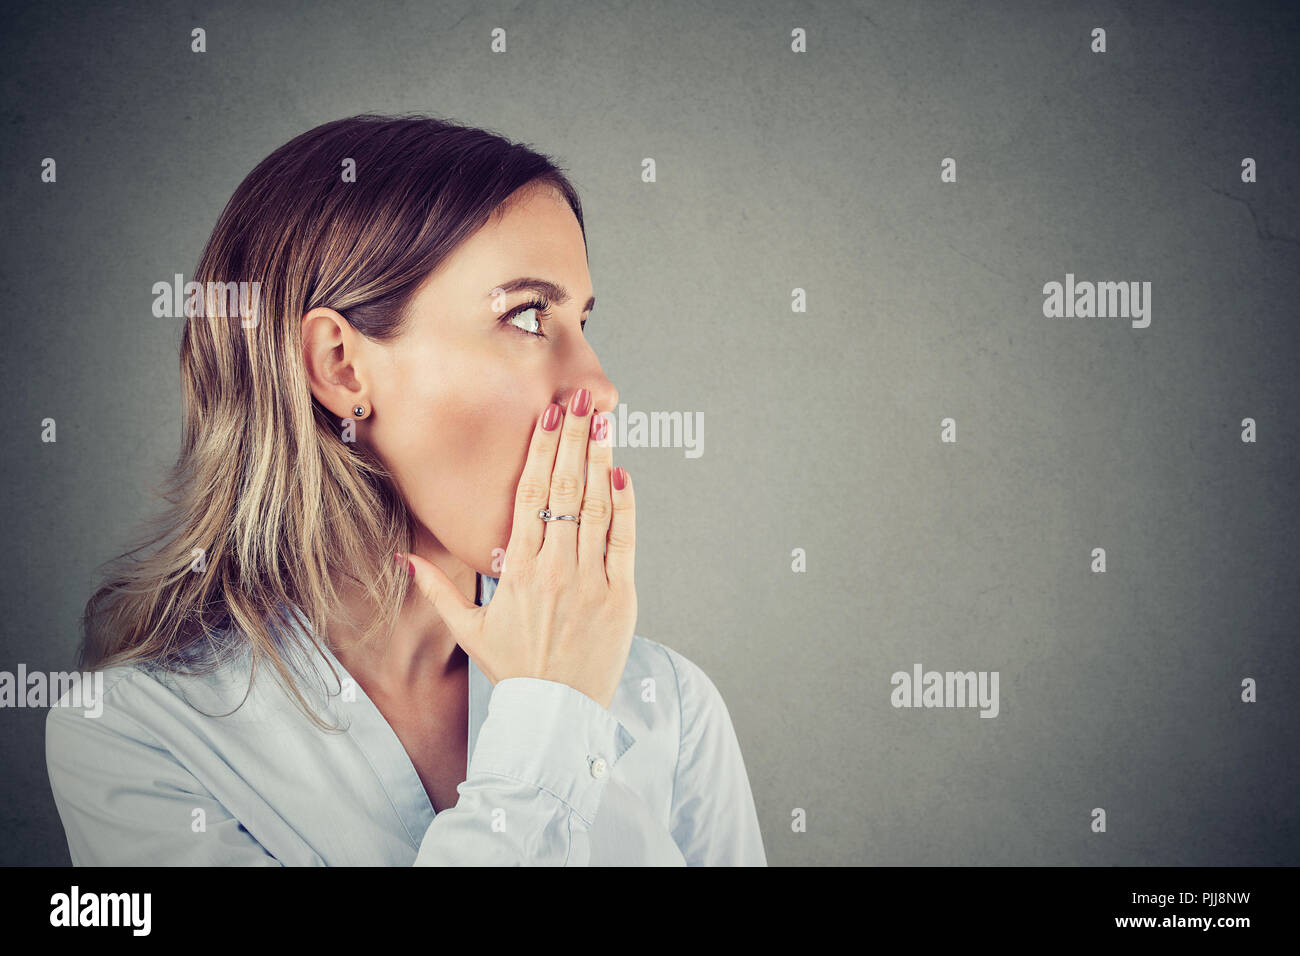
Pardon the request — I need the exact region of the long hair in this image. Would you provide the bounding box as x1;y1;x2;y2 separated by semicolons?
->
79;114;585;731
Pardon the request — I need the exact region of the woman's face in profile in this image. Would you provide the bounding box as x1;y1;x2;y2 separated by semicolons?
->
360;184;618;574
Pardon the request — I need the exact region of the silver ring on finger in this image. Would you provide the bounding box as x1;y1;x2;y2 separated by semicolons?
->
538;508;580;526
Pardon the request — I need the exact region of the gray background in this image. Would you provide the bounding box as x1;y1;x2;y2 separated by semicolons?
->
3;0;1298;865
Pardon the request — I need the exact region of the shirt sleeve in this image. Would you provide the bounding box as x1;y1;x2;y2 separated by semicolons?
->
665;650;768;866
413;677;635;866
46;675;636;867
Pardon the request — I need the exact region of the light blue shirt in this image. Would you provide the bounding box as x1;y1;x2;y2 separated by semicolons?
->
45;574;766;866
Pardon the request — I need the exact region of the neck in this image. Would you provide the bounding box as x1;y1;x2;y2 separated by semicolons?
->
327;539;476;693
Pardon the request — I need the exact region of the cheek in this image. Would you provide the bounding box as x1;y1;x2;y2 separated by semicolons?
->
379;350;551;567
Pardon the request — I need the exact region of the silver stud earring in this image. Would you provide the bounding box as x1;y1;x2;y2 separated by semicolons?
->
353;405;366;418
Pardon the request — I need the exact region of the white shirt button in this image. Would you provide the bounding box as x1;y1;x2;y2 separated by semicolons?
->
589;756;608;778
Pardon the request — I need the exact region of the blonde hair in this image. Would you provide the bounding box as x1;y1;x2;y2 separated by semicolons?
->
80;114;585;731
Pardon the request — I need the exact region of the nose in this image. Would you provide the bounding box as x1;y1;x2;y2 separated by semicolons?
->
591;378;618;417
562;329;618;415
566;376;618;418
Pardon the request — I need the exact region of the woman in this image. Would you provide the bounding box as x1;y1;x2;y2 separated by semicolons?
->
44;114;766;866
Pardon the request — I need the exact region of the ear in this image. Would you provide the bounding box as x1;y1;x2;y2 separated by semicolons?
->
301;307;370;420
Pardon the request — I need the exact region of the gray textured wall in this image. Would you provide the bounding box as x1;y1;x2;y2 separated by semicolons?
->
2;0;1297;865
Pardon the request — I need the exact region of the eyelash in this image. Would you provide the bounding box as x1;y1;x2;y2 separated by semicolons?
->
500;296;587;340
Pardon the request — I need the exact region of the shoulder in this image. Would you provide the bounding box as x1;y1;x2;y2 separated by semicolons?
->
44;662;184;806
44;642;271;753
624;634;730;730
43;642;323;819
624;634;762;862
45;663;162;743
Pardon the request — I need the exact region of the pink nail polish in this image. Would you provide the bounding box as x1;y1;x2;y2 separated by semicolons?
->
542;403;562;431
613;467;627;490
571;388;591;417
590;413;608;442
393;553;414;579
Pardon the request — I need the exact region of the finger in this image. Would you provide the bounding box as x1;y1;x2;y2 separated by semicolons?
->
604;466;635;588
405;552;483;657
578;411;614;574
541;387;593;560
506;402;565;566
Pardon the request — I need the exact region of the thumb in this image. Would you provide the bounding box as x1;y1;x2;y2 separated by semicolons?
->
402;552;480;650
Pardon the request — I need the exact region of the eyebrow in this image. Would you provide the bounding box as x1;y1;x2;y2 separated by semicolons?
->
488;277;595;314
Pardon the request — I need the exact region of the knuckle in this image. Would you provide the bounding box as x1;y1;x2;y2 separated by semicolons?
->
549;472;581;500
562;422;589;449
536;552;568;591
516;476;550;507
580;494;610;523
507;559;535;587
607;526;635;553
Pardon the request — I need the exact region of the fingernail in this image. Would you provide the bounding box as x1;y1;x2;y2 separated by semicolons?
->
613;466;627;490
393;553;414;579
590;412;608;442
542;402;562;431
571;388;591;417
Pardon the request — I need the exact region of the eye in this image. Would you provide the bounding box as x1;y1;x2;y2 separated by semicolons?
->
502;296;551;339
500;295;590;340
507;305;544;336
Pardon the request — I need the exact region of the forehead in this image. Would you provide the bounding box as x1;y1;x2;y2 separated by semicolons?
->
418;185;589;301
